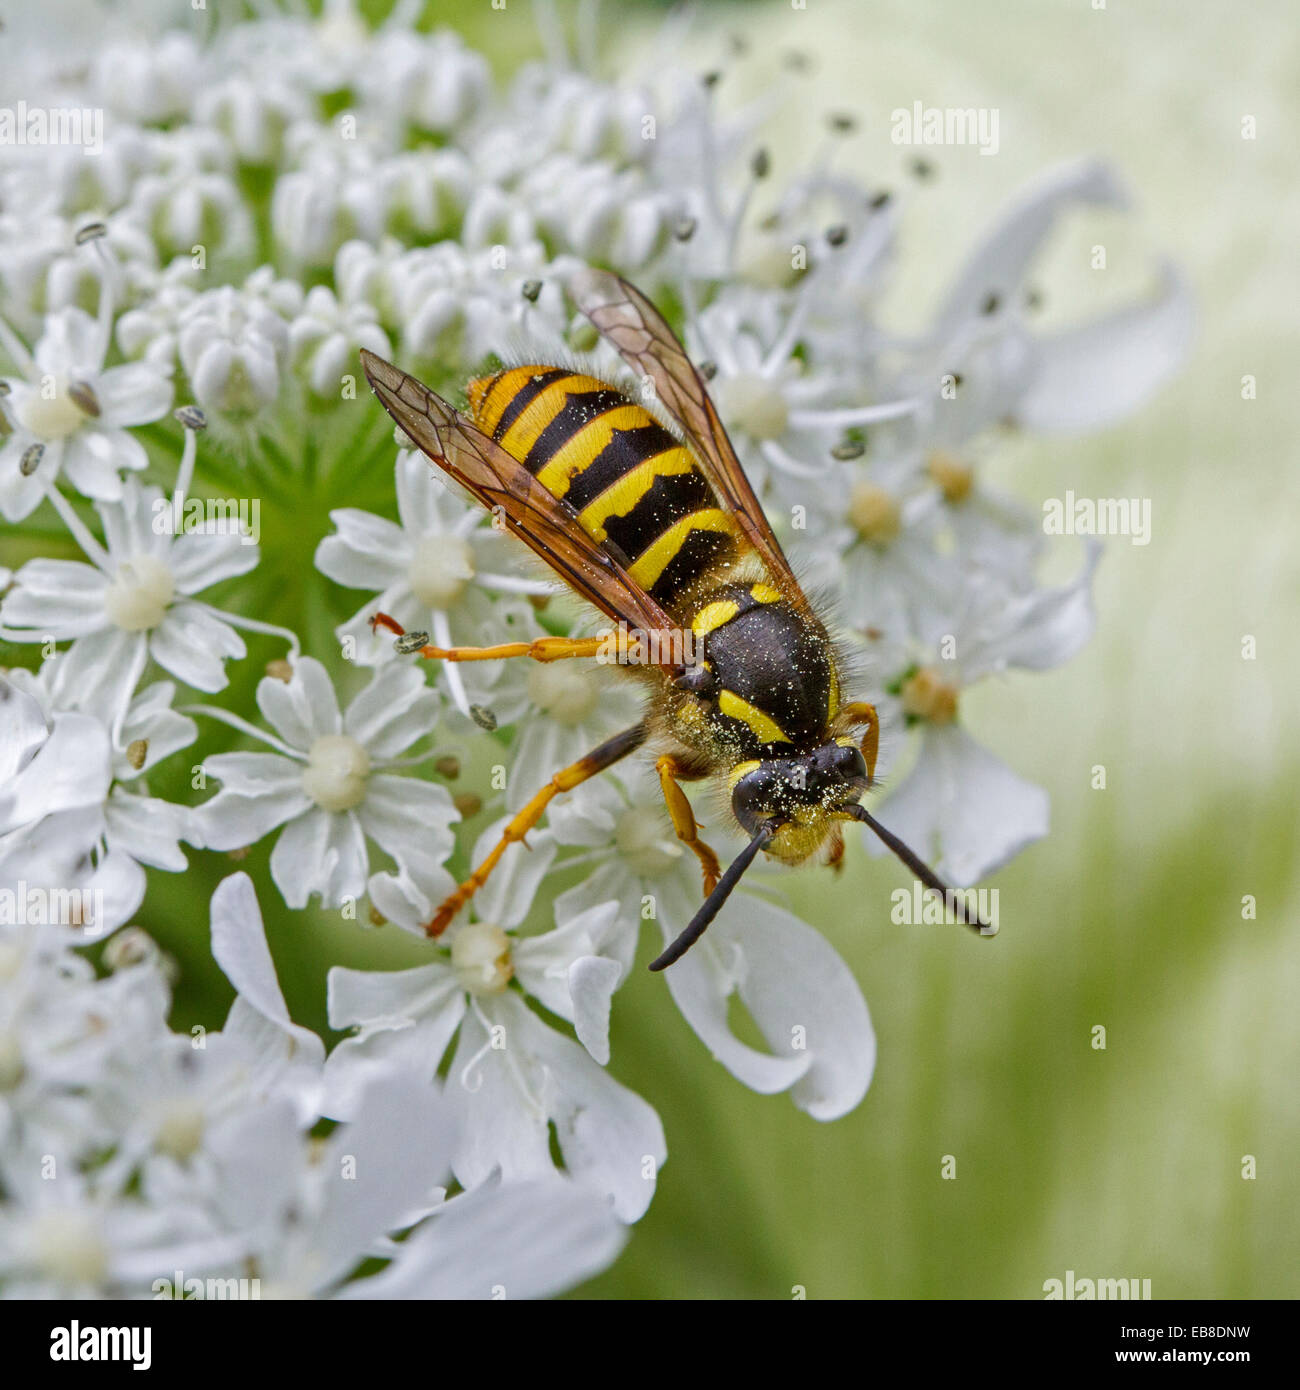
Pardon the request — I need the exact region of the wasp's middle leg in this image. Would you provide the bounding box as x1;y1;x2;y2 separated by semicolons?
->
655;753;722;897
427;722;648;936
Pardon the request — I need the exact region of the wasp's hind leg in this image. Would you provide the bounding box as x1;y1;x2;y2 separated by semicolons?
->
655;754;722;897
426;722;648;936
370;611;606;664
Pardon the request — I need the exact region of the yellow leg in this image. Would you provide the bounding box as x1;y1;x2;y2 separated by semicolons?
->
656;754;721;897
836;700;880;784
371;611;604;663
427;723;647;936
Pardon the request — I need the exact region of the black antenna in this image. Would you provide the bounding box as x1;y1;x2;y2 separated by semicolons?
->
649;821;777;971
846;802;991;935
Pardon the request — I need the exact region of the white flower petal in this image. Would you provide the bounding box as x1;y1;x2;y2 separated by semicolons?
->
323;971;466;1121
447;996;665;1221
95;362;173;427
314;508;411;589
48;629;149;743
343;664;439;760
192;755;311;851
116;683;197;777
314;1070;454;1287
1;559;108;637
512;900;628;1053
340;1177;625;1300
508;998;666;1221
1017;261;1194;432
256;656;342;749
961;544;1101;681
210;872;300;1029
872;724;1049;885
365;860;457;938
656;878;867;1106
706;895;875;1120
357;775;458;879
82;847;147;938
269;804;368;909
931;159;1129;334
34;306;103;375
167;531;260;595
209;872;326;1106
200;751;306;797
0;436;59;520
445;1002;552;1190
0;712;111;834
103;788;189;872
327;961;457;1033
149;604;246;692
0;677;53;781
567;956;622;1066
61;430;140;499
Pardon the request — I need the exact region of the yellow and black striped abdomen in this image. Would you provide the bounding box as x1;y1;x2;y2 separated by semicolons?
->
467;366;737;604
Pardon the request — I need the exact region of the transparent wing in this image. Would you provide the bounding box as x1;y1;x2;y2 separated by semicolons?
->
569;268;808;609
360;350;683;667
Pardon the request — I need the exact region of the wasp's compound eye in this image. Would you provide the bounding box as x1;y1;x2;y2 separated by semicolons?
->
731;765;779;833
816;743;867;783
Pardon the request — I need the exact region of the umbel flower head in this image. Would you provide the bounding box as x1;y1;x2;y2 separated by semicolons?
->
0;0;1190;1293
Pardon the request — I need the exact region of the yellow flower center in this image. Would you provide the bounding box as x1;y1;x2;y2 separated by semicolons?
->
738;235;805;290
928;450;974;504
102;554;175;632
301;734;371;812
848;482;901;546
28;1209;109;1286
615;807;682;878
451;922;513;996
900;667;959;725
527;662;599;726
154;1100;205;1161
14;376;89;441
0;1031;24;1091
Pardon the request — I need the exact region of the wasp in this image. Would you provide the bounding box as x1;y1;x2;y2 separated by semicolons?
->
360;270;986;970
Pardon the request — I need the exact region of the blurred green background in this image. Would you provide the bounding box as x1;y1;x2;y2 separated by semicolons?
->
12;0;1297;1299
570;0;1300;1300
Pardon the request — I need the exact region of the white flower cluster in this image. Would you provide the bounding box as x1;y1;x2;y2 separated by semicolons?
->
0;866;623;1297
0;2;1191;1296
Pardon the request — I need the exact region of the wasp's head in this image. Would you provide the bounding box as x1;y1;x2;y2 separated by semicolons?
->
651;736;985;973
729;740;869;864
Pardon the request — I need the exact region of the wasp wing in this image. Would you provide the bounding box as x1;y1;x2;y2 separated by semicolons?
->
569;268;808;608
360;350;684;669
